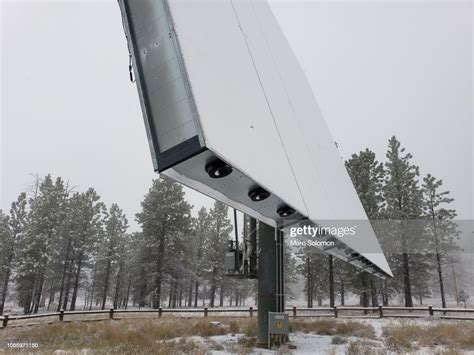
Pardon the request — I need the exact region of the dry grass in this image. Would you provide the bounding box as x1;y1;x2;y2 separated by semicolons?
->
346;340;386;355
3;316;473;354
0;317;256;354
383;321;474;351
237;335;257;349
290;318;375;339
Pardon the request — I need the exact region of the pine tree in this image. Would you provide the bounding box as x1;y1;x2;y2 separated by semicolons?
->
383;137;423;307
284;247;298;302
51;189;105;311
97;204;128;310
0;211;11;315
297;250;329;307
128;232;152;307
345;149;385;306
16;175;68;314
135;177;192;308
333;259;354;306
203;201;232;307
345;149;385;218
70;189;105;311
422;174;459;308
191;208;211;307
0;193;28;315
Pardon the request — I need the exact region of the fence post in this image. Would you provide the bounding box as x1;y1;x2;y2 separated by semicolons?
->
204;307;208;317
378;305;383;318
59;309;64;322
109;308;114;320
2;315;8;328
158;307;162;318
428;305;433;316
293;306;297;318
249;307;253;318
334;306;338;318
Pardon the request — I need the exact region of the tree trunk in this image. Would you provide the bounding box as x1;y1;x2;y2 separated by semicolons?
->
57;236;73;311
153;240;165;309
62;269;72;311
125;273;132;310
83;291;88;310
138;266;147;308
202;285;206;307
179;283;183;307
370;278;377;307
307;257;313;308
219;284;224;307
194;281;199;307
39;283;48;308
174;281;178;307
113;261;124;309
381;279;389;306
187;280;193;307
33;269;45;314
167;287;172;308
70;257;83;311
361;274;369;314
23;276;36;314
328;255;334;308
89;264;97;311
0;263;12;315
101;259;112;310
340;278;345;306
209;269;217;308
436;251;446;308
47;287;55;311
402;252;413;307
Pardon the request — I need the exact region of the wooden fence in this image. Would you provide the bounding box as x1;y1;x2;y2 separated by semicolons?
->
1;305;473;328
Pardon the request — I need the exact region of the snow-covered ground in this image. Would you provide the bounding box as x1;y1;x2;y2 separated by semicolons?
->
161;318;474;355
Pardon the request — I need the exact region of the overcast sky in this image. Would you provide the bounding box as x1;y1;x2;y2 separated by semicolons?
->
1;0;472;232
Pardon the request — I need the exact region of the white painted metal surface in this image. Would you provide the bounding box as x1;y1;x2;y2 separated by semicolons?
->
119;0;392;276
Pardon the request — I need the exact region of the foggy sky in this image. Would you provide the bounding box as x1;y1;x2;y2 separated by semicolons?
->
1;0;472;232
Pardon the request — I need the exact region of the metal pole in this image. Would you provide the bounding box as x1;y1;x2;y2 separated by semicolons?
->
257;222;277;346
233;209;239;270
275;228;285;313
249;217;257;275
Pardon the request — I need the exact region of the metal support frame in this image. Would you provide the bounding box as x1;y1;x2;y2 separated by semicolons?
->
257;222;277;346
275;228;285;313
257;223;285;348
233;208;240;271
249;216;257;276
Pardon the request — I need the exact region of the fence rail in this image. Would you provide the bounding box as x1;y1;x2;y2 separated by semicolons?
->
1;305;473;328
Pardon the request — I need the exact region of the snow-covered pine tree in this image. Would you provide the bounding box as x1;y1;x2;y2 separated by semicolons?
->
95;203;128;310
203;201;232;307
191;207;211;307
422;174;459;308
296;250;329;307
0;193;27;315
0;210;11;315
135;177;192;308
345;148;385;219
383;136;423;307
15;175;68;314
345;148;385;306
54;189;105;311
